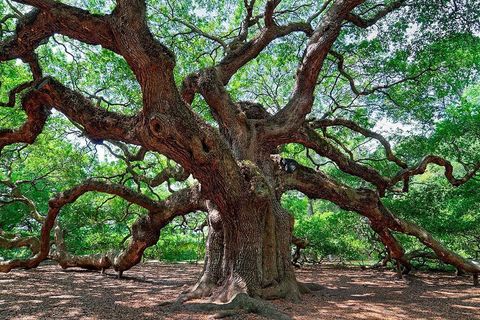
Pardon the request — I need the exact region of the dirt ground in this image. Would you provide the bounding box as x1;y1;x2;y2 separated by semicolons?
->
0;262;479;320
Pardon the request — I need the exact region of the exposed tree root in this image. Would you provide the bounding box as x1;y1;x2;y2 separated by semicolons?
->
260;277;302;302
297;281;324;293
176;293;291;320
173;277;218;304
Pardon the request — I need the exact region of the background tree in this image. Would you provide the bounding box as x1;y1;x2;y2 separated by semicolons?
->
1;0;479;316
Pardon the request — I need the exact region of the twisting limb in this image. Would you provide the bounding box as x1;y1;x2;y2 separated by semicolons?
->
345;0;406;28
0;231;40;255
0;76;141;153
266;0;365;139
236;0;257;44
0;177;45;223
182;20;314;104
0;88;50;153
329;50;436;98
2;2;117;61
147;166;189;187
276;160;480;276
178;1;339;155
310;118;408;168
52;185;205;274
0;81;34;108
218;21;313;85
280;123;478;196
0;179;204;273
294;126;391;193
390;155;480;190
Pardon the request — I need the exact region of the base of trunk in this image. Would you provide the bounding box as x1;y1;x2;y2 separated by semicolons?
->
186;271;302;302
186;199;302;303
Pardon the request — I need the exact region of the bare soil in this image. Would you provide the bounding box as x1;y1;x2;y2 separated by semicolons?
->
0;262;478;320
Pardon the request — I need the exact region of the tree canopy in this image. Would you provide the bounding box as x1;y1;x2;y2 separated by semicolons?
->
1;0;479;314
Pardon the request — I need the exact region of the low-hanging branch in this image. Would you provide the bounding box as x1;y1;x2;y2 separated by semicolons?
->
277;160;480;275
51;185;205;274
0;179;204;273
0;231;40;255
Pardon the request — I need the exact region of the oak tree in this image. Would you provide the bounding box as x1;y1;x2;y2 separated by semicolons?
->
1;0;479;315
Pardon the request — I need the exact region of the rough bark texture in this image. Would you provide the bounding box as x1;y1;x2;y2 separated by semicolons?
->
1;1;479;314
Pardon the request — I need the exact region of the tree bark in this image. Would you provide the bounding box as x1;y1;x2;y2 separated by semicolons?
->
189;197;300;302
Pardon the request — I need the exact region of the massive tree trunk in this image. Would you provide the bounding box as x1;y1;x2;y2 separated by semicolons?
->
190;179;300;302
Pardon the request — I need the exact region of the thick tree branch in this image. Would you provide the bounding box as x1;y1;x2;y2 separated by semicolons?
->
181;21;315;144
52;185;205;273
294;126;391;193
266;0;365;139
11;0;56;10
217;22;313;85
109;0;180;113
182;68;248;142
281;124;478;195
0;76;143;154
277;161;480;275
345;0;406;28
2;3;117;62
34;77;141;144
0;180;203;272
310;118;408;168
147;165;189;188
264;0;281;27
0;231;40;254
0;81;34;108
0;88;50;153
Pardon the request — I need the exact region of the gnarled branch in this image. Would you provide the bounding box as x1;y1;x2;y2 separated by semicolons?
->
346;0;406;28
266;0;365;139
0;179;204;272
277;160;480;275
2;2;117;62
310;118;408;168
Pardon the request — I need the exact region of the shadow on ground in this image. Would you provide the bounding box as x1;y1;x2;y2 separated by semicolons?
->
0;262;478;319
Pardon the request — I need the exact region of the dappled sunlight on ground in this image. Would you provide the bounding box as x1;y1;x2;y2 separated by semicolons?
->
0;262;478;319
